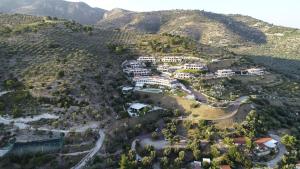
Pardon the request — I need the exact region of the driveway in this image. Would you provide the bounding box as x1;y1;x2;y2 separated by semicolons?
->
266;134;287;168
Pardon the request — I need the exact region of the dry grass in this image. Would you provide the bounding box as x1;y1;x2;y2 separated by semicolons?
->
139;92;227;120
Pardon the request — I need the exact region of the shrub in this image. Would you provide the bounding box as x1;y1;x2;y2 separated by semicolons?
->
57;71;65;78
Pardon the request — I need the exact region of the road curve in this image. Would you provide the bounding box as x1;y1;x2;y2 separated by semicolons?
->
71;129;105;169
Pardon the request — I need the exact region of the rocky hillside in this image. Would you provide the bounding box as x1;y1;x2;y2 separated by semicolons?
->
0;0;106;24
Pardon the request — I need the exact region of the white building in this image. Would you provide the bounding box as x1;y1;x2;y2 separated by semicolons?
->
127;103;150;117
157;64;169;72
122;86;134;94
184;63;206;70
121;60;144;69
174;72;194;79
137;56;156;63
133;76;179;88
246;68;264;75
123;68;151;76
161;56;183;63
216;69;235;77
157;64;183;73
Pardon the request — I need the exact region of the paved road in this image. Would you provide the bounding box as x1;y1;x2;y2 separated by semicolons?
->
266;134;287;168
131;139;143;161
71;129;105;169
0;91;12;97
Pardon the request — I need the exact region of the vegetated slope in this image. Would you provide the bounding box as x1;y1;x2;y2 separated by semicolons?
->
98;9;300;79
0;13;138;124
228;15;300;79
98;9;267;45
0;0;106;24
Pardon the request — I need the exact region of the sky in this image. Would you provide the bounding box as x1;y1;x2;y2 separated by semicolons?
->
67;0;300;28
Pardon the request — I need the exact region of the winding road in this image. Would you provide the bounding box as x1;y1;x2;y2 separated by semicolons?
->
71;129;105;169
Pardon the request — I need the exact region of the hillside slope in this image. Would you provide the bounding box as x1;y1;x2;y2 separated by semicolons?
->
0;13;139;123
0;0;106;24
98;10;267;45
98;9;300;78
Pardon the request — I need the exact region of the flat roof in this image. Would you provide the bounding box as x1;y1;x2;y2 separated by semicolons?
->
130;103;148;110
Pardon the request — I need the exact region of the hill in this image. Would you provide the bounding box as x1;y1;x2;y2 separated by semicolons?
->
0;0;106;24
0;13;139;122
98;9;300;78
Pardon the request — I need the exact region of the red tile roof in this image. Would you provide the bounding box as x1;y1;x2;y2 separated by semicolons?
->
233;137;246;144
255;137;273;145
220;165;231;169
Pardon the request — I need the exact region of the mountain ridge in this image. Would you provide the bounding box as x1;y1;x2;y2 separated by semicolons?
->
0;0;107;24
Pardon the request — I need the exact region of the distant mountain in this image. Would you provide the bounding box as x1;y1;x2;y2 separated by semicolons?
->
1;0;299;67
98;9;269;45
98;9;300;69
0;0;107;24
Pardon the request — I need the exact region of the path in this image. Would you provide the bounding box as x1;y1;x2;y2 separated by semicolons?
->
131;139;142;161
71;129;105;169
61;150;90;156
0;91;12;97
0;113;59;129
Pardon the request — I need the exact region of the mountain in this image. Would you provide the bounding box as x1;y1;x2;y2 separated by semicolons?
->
0;0;299;76
0;0;106;24
98;9;267;45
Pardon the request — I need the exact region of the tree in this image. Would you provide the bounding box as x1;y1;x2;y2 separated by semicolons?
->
142;156;152;167
193;149;201;160
210;145;220;158
174;157;182;168
163;147;172;156
119;154;131;169
57;70;65;78
160;156;169;168
245;137;254;152
281;134;297;150
178;151;185;161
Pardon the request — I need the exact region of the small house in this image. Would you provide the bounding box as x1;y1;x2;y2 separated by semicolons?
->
254;137;278;157
127;103;150;117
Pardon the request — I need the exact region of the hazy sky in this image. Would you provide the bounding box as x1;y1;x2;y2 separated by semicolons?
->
67;0;300;28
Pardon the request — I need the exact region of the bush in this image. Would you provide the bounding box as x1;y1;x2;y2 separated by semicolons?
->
57;71;65;78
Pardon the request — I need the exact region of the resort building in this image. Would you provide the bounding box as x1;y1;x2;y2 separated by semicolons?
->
121;60;144;69
157;64;169;72
246;68;264;75
157;64;183;73
133;76;179;88
184;63;207;70
174;72;194;79
161;56;183;63
254;137;278;157
122;86;134;94
123;68;151;76
137;56;156;63
216;69;235;77
127;103;150;117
